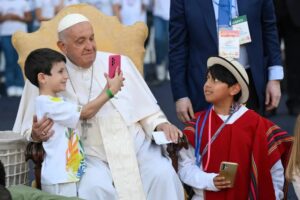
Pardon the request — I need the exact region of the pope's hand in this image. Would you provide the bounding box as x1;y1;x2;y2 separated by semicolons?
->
31;115;54;142
155;123;183;143
104;66;124;95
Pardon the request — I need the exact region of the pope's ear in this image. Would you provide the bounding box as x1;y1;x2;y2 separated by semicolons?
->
57;41;66;53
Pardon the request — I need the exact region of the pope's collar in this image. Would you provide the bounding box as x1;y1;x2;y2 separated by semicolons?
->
66;57;93;72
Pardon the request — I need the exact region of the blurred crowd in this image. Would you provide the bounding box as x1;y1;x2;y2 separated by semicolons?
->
0;0;170;97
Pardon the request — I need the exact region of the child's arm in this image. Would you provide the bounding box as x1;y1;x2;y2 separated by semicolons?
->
80;70;124;120
178;144;220;191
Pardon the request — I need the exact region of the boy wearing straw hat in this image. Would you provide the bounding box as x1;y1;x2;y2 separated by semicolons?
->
178;56;292;200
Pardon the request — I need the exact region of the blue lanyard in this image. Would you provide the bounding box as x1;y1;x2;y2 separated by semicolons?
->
195;105;212;166
194;104;240;167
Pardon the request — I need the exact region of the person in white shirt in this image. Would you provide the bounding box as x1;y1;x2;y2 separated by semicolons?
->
57;0;81;12
112;0;149;25
153;0;170;81
34;0;60;29
24;48;124;197
0;0;32;97
26;0;36;32
81;0;114;16
14;14;184;200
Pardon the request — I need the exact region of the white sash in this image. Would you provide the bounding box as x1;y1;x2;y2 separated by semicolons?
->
98;113;146;200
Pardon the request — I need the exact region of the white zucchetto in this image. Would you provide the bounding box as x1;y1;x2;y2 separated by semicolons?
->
57;13;89;32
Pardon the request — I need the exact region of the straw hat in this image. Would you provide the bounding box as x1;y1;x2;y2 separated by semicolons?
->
207;56;249;104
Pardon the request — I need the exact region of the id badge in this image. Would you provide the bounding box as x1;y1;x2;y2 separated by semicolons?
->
218;28;240;58
232;15;252;45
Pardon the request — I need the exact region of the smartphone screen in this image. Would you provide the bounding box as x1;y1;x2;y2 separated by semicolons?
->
219;161;238;188
108;55;121;78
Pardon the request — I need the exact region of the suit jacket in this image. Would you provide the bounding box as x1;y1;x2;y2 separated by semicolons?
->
169;0;282;112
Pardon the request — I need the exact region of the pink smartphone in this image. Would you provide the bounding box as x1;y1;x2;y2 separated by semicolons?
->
108;55;121;78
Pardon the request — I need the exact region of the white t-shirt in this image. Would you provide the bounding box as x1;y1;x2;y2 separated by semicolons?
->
81;0;114;16
35;95;86;185
0;0;30;36
34;0;59;21
63;0;80;7
113;0;147;25
26;0;36;11
153;0;170;21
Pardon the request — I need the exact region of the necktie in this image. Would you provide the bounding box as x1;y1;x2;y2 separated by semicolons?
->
218;0;231;26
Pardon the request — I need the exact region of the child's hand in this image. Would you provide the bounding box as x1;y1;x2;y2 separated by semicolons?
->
213;175;232;190
104;66;124;95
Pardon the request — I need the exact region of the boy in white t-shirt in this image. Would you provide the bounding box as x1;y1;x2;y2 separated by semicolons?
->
24;48;124;197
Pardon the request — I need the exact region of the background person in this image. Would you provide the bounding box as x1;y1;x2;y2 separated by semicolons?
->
169;0;283;122
80;0;114;16
153;0;170;82
0;0;32;97
274;0;300;116
112;0;149;25
33;0;60;30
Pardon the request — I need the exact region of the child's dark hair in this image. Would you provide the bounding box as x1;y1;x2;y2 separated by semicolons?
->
25;48;66;87
207;64;242;102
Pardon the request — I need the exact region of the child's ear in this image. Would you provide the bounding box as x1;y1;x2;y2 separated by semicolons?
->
37;73;47;85
230;83;241;96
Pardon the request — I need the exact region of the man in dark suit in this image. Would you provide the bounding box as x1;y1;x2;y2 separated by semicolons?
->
275;0;300;115
169;0;283;122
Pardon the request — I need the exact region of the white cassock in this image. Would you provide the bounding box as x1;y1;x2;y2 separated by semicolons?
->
13;51;184;200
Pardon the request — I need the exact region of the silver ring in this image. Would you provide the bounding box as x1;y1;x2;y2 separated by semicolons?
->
42;131;46;136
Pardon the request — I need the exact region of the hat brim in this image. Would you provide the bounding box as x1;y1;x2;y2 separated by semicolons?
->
207;57;249;104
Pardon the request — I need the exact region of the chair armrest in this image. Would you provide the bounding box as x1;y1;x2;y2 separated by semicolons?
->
167;135;189;172
25;142;45;189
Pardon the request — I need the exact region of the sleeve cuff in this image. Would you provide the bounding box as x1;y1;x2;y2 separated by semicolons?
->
268;65;284;81
25;128;39;143
176;97;190;103
140;111;169;139
208;173;220;191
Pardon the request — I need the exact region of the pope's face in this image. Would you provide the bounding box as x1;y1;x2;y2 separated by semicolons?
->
58;22;97;68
